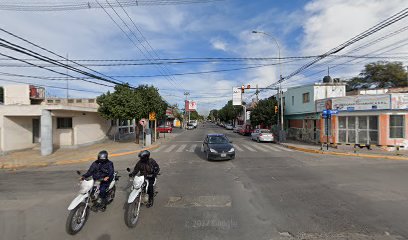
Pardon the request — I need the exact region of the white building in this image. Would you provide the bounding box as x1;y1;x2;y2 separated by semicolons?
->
0;85;112;155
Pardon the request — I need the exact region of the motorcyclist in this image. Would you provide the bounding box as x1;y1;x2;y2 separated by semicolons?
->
81;150;114;211
129;150;160;208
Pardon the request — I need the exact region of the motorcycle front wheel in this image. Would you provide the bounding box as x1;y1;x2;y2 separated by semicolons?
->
124;194;141;228
66;202;89;235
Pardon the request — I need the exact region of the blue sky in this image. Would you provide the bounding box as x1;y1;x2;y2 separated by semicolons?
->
0;0;407;115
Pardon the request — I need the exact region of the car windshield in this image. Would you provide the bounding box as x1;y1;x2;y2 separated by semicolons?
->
260;130;271;133
208;136;229;144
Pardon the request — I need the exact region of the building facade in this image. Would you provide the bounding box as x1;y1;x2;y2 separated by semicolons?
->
0;85;111;155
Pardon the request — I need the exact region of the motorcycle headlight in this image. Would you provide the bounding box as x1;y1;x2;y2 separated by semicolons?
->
210;148;217;153
228;148;235;153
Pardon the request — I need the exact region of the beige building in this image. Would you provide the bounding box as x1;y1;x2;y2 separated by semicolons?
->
0;84;112;155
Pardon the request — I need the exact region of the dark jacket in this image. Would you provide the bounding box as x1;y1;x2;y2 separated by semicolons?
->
129;158;160;178
82;159;114;181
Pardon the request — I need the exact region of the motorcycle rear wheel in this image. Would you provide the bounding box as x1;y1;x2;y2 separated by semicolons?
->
66;202;89;235
125;195;141;228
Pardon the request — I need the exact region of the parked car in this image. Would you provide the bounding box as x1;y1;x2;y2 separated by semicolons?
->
251;129;274;142
187;123;195;130
233;125;242;133
202;134;235;160
157;125;172;133
190;120;198;128
239;124;253;136
225;124;233;130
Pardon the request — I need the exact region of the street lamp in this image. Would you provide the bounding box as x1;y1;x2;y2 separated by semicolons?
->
184;92;190;128
252;30;284;141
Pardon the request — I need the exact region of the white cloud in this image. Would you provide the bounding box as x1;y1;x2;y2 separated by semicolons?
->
210;38;228;51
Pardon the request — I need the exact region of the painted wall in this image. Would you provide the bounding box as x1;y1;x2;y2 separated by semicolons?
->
2;116;36;151
3;85;30;105
73;112;109;146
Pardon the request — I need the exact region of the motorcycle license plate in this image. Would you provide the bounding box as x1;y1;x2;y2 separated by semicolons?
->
221;153;227;157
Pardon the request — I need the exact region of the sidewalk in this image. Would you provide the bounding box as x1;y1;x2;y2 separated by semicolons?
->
279;140;408;161
0;130;183;170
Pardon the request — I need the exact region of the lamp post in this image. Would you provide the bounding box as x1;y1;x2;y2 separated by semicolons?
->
252;30;284;141
184;91;190;129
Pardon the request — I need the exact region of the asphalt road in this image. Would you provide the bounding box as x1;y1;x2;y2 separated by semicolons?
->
1;123;408;240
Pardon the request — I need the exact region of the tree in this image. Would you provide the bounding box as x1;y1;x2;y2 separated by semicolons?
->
250;97;278;128
347;61;407;91
218;100;242;123
97;84;168;143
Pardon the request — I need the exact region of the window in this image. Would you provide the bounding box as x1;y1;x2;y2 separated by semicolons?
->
68;99;74;103
47;99;54;103
291;96;294;106
390;115;405;138
55;99;61;103
76;99;82;103
88;99;95;103
302;92;310;103
57;117;72;129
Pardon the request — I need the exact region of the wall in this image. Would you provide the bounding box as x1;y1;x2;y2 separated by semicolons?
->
73;112;109;146
4;85;30;105
52;117;73;146
284;85;315;115
1;116;36;152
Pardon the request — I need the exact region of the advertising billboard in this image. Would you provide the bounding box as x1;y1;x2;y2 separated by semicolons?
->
232;87;242;106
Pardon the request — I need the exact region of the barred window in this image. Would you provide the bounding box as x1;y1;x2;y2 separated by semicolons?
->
390;115;405;138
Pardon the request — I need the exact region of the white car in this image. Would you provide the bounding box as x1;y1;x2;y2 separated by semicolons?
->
251;129;274;142
233;125;242;133
225;124;233;130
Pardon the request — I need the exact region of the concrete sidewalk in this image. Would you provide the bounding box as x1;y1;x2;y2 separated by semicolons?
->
280;140;408;160
0;129;184;170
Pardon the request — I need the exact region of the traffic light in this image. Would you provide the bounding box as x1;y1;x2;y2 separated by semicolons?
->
274;105;278;113
241;85;245;93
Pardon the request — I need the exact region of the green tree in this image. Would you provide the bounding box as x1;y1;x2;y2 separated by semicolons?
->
218;100;242;123
250;97;278;128
97;84;168;142
347;61;407;91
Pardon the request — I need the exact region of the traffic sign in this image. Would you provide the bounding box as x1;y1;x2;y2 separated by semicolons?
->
149;112;156;121
139;118;148;127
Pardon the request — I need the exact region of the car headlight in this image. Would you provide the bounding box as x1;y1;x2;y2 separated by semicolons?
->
228;148;235;153
209;148;217;153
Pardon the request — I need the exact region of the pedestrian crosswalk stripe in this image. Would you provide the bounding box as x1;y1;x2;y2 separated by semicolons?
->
242;144;256;152
152;145;166;152
188;144;197;152
232;144;244;152
176;144;187;152
250;144;269;152
273;145;294;152
164;145;177;152
260;144;280;151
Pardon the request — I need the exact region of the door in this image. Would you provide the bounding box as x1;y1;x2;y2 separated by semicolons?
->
32;118;40;143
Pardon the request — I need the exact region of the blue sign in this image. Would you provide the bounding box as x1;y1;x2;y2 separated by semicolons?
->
330;110;339;115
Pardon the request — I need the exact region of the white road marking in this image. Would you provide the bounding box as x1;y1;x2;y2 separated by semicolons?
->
152;145;166;152
176;144;187;152
164;145;178;152
250;144;269;152
232;144;244;152
242;144;256;152
260;144;281;152
188;144;198;152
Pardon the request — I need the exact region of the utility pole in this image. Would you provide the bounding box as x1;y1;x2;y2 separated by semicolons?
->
66;53;69;99
184;91;190;129
256;84;259;102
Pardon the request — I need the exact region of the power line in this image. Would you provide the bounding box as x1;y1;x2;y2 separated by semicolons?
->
0;27;127;86
0;0;225;11
0;78;105;94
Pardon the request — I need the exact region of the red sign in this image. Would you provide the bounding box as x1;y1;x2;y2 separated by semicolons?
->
185;100;197;112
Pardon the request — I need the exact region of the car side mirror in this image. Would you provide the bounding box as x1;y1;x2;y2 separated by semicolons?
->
126;168;131;172
76;171;81;175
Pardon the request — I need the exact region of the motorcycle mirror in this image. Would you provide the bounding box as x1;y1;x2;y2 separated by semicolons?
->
126;168;131;172
76;170;81;175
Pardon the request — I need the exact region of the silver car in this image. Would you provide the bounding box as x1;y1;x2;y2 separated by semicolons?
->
233;125;242;133
251;129;274;142
225;124;233;130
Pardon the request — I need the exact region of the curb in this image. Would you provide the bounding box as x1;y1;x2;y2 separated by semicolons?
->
0;144;160;170
280;144;408;161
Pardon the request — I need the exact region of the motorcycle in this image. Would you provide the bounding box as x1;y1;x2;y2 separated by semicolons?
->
66;170;120;235
124;168;158;228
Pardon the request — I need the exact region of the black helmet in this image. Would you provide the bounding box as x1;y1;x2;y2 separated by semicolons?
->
138;150;150;160
98;150;108;161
